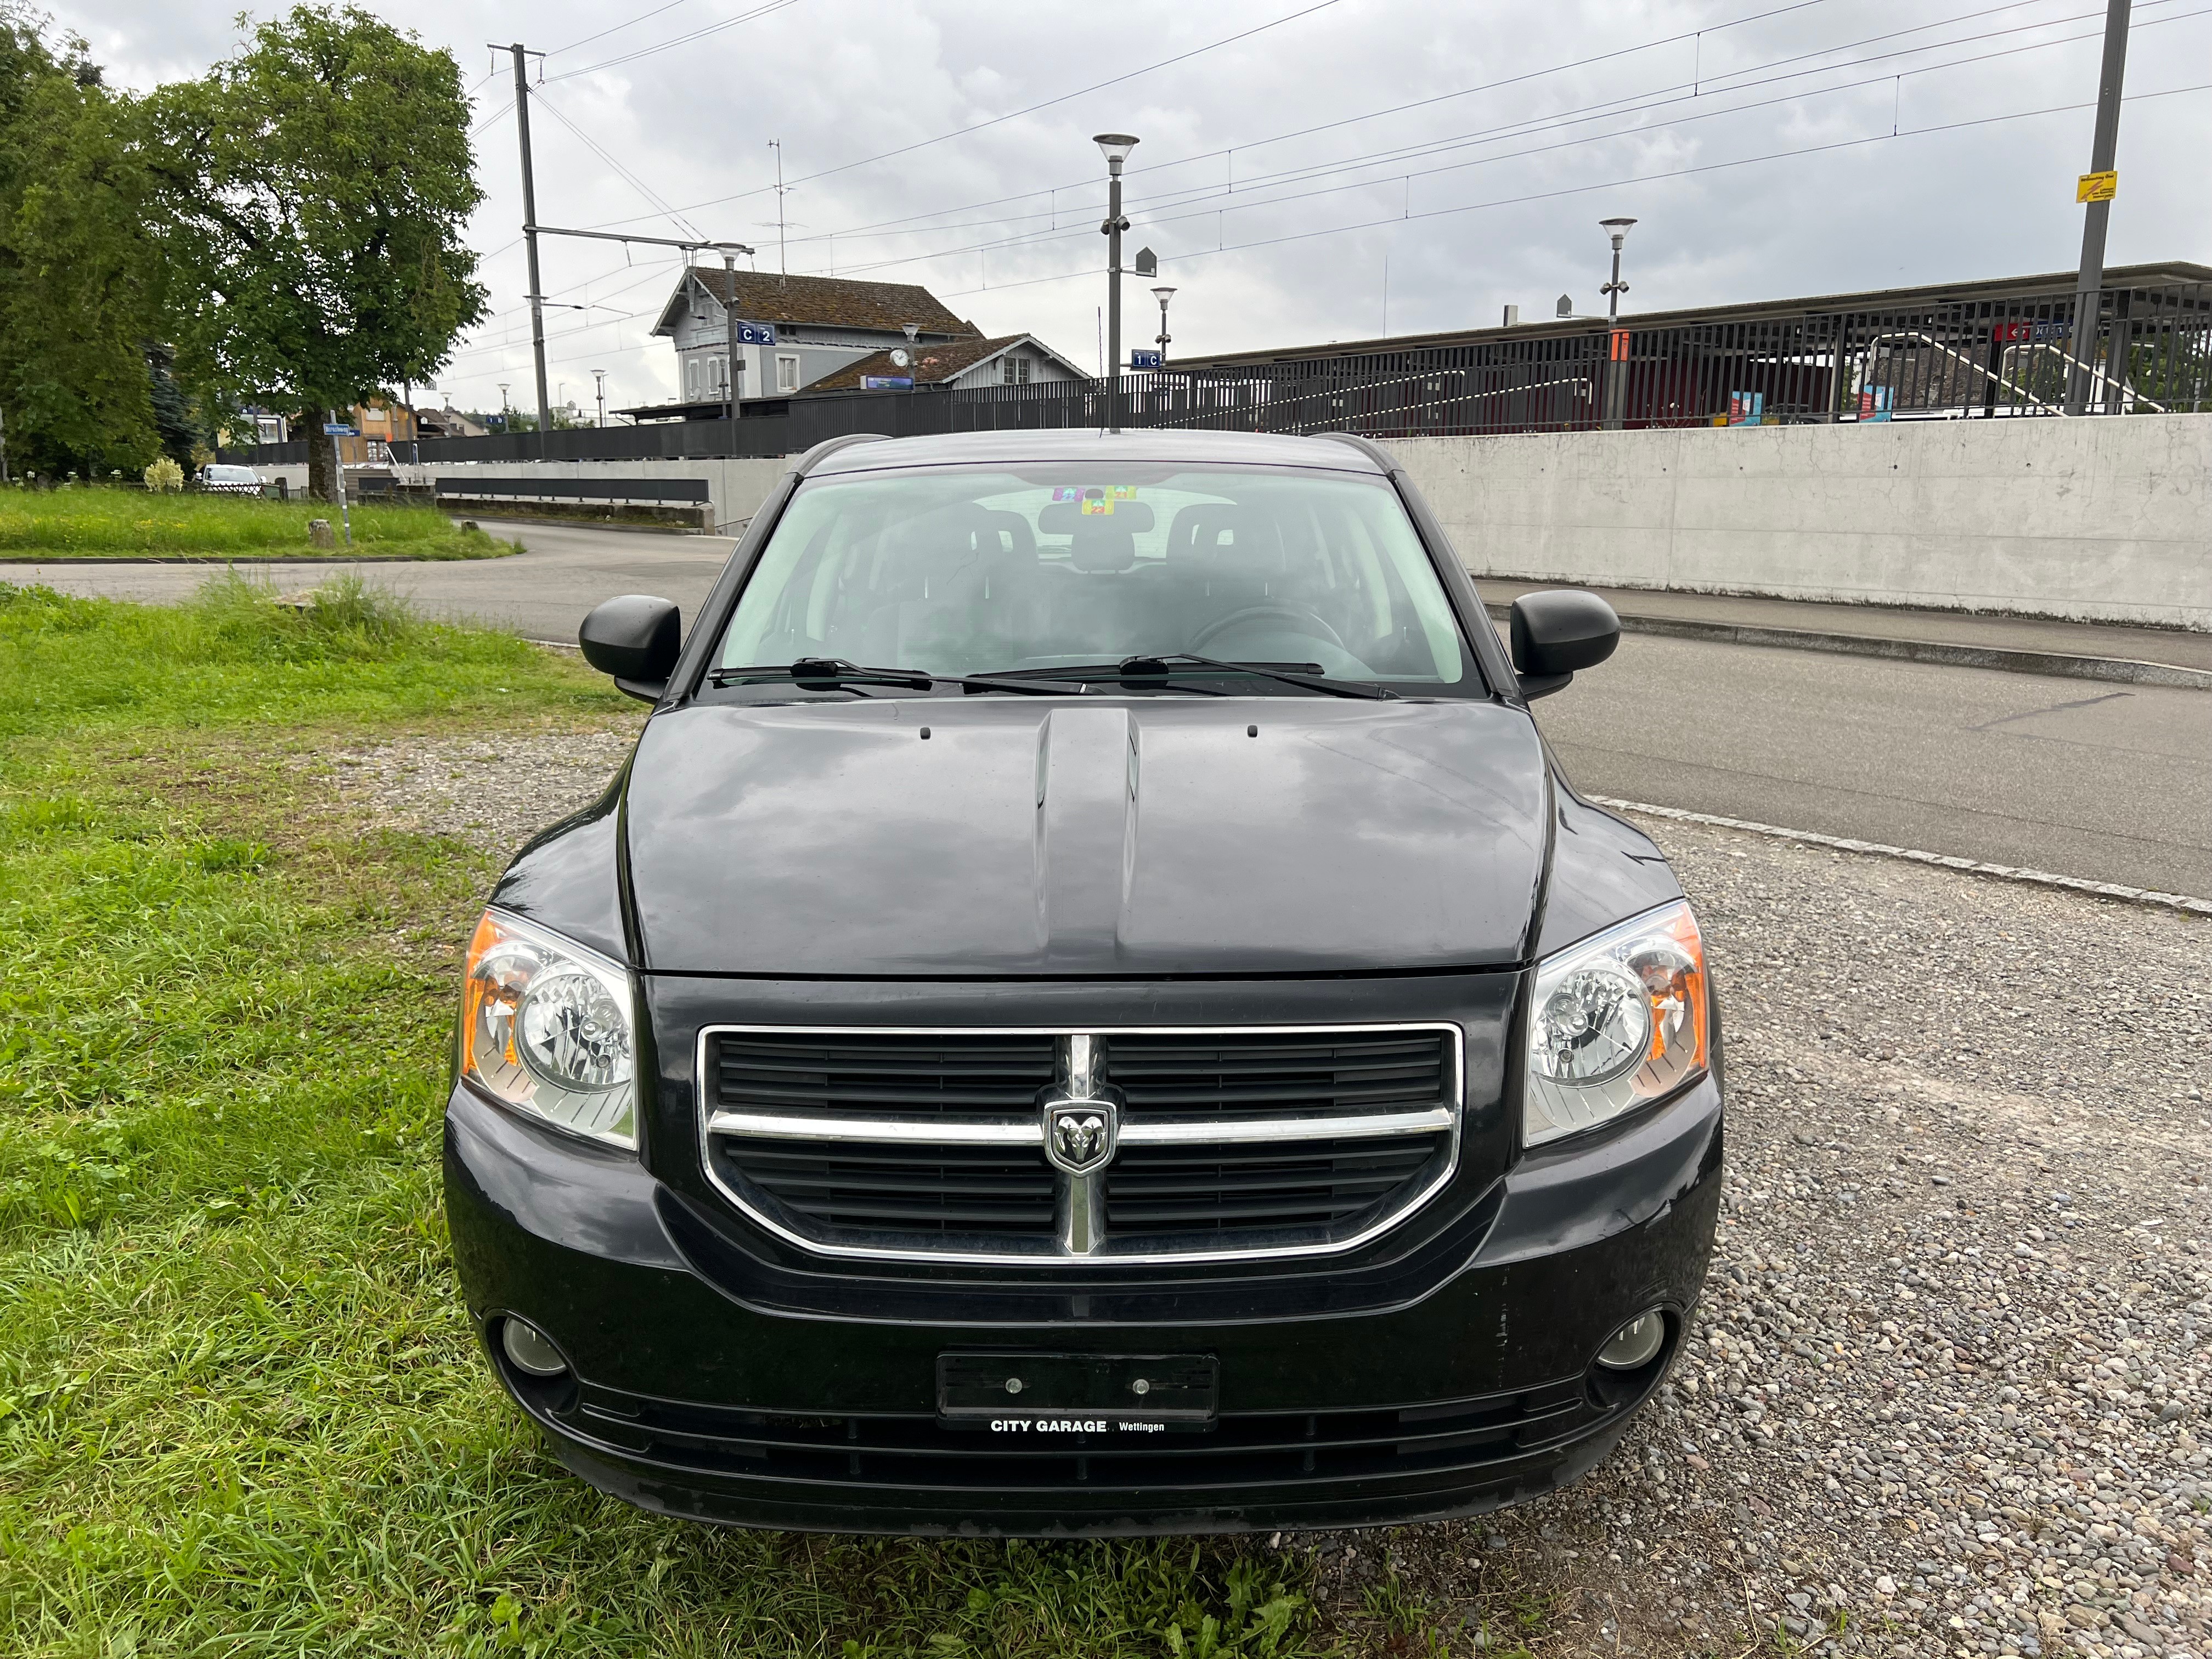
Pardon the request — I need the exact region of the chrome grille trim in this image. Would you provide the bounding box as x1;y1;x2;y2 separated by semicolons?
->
695;1023;1463;1267
707;1106;1457;1146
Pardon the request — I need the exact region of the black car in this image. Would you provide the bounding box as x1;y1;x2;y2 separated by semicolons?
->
445;427;1722;1535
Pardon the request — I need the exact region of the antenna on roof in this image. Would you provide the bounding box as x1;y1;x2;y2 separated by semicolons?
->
767;140;789;282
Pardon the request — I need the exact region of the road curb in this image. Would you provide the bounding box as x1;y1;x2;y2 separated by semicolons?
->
1483;603;2212;692
0;552;511;567
1594;796;2212;918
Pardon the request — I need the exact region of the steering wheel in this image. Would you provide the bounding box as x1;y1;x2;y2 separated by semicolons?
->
1189;603;1347;654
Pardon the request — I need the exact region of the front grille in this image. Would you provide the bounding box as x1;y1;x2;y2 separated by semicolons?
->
1103;1135;1444;1238
701;1025;1460;1264
551;1373;1609;1496
713;1033;1057;1117
719;1139;1056;1238
1099;1032;1450;1119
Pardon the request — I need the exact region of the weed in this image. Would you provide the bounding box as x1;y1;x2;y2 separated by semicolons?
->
0;487;512;558
0;591;1360;1658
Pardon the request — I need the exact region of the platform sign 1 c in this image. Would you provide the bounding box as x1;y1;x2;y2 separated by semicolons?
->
2076;170;2117;204
1128;350;1164;370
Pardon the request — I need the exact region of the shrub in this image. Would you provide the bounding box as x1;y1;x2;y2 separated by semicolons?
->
144;457;185;493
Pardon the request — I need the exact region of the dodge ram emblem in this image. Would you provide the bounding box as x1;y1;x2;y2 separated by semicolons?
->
1043;1099;1118;1175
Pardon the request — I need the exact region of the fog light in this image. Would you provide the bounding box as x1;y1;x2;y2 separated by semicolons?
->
500;1317;569;1378
1596;1311;1666;1370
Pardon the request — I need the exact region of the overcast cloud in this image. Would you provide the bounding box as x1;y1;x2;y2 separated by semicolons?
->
47;0;2212;414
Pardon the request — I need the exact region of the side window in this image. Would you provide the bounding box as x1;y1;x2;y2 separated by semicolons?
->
684;357;699;399
776;354;800;394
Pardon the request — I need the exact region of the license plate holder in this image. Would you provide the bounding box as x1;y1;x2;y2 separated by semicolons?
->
936;1352;1217;1434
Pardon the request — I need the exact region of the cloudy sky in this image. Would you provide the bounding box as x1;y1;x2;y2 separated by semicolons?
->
50;0;2212;415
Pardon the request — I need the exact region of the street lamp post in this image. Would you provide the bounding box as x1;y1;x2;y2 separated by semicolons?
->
714;242;754;428
1598;217;1636;430
1093;133;1138;433
1151;285;1177;364
592;369;608;429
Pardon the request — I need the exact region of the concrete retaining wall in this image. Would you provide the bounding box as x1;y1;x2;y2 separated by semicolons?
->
256;456;789;535
1386;413;2212;631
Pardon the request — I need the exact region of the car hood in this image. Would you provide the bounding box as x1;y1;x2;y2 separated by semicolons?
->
623;697;1549;976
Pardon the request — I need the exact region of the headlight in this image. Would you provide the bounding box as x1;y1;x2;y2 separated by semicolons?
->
460;910;636;1148
1523;899;1708;1148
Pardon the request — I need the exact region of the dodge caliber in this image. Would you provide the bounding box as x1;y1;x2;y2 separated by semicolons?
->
445;427;1723;1534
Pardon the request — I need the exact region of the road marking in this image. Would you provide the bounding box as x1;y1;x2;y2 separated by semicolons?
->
1591;797;2212;918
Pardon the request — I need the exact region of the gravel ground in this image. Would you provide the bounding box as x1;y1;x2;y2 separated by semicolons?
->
1305;814;2212;1659
326;725;641;854
332;728;2212;1657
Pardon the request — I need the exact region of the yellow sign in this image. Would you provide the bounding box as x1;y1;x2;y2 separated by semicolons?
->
2076;170;2118;203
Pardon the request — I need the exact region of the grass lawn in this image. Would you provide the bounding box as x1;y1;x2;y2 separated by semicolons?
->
0;577;1556;1657
0;488;515;560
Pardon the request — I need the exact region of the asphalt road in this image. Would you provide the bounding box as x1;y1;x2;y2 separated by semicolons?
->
1532;630;2212;898
10;520;2209;898
0;520;737;645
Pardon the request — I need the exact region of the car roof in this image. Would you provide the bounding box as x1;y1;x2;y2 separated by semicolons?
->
802;427;1391;478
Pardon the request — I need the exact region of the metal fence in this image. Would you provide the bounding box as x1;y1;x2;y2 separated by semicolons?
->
1154;275;2212;437
221;278;2211;467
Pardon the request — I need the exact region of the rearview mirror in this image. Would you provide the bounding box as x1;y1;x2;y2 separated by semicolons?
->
1508;589;1620;701
580;595;681;703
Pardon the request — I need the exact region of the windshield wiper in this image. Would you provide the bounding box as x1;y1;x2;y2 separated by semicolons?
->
982;655;1396;701
708;658;1065;696
1131;653;1398;700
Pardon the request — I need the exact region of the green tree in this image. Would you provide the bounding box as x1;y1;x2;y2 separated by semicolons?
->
154;6;486;503
0;9;168;478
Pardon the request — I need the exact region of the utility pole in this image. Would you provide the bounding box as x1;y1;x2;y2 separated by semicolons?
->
1093;134;1137;433
508;43;554;458
2066;0;2130;415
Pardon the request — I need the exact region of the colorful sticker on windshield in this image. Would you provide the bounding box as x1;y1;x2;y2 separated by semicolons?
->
1058;484;1139;516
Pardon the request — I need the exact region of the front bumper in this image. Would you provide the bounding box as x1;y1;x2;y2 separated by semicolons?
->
445;1068;1722;1535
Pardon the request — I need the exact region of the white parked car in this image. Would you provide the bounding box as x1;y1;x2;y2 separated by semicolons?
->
199;464;263;495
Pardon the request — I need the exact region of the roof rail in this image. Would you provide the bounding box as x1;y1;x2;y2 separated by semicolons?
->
788;432;891;476
1312;432;1400;475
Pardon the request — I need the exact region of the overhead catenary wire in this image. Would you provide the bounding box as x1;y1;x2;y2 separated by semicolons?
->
544;0;810;82
771;0;2194;272
548;0;703;59
527;85;711;244
742;0;2162;262
912;80;2212;306
582;0;1361;229
579;0;1851;236
806;3;2212;283
443;76;2211;398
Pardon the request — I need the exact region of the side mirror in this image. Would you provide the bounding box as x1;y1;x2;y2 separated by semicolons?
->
580;595;681;703
1508;589;1620;701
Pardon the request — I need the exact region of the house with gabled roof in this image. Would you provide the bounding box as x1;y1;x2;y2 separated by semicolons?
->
640;267;1081;416
804;332;1086;393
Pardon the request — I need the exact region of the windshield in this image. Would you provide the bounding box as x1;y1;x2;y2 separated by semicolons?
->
715;464;1472;690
